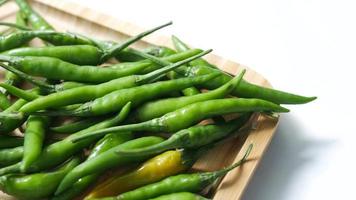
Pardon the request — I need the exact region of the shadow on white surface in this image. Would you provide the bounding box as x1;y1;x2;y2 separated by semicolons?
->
242;114;334;200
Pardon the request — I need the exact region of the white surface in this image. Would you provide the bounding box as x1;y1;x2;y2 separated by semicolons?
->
70;0;356;199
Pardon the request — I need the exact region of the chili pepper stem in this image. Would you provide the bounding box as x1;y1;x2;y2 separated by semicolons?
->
0;22;32;31
136;49;212;84
101;21;173;62
199;144;253;183
0;62;54;90
0;83;39;101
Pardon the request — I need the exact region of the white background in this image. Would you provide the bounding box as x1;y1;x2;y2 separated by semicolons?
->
70;1;356;199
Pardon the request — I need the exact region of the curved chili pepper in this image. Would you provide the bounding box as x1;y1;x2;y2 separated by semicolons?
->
0;155;80;200
0;102;131;175
55;136;165;195
134;69;245;121
72;98;288;142
117;114;251;157
21;115;50;172
103;144;252;200
85;148;203;199
46;73;219;117
15;49;207;113
2;45;103;65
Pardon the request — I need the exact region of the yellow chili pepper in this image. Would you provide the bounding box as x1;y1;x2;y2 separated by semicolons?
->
84;149;200;199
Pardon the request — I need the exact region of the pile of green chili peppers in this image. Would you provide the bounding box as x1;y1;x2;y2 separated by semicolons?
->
0;0;316;199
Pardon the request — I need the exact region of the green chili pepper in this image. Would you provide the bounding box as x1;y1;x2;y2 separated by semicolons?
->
0;156;81;200
50;118;103;134
52;132;133;200
55;136;165;195
117;114;251;157
102;144;252;200
0;102;131;176
2;45;103;65
134;69;245;121
0;91;10;110
46;73;219;117
72;98;288;143
0;30;37;52
0;146;23;167
0;21;171;65
0;48;201;85
0;135;23;149
15;0;54;31
147;192;210;200
15;49;208;113
183;65;316;104
21;115;50;172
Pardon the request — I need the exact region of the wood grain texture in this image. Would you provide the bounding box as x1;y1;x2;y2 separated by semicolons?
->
0;0;279;199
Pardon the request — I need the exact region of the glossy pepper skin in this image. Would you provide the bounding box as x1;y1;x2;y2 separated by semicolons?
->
52;132;133;200
17;49;207;113
72;98;288;142
0;102;131;176
21;115;50;172
2;45;103;65
110;145;252;200
181;63;316;104
117;114;251;157
171;35;316;105
85;149;199;199
134;69;245;122
55;136;165;195
53;73;219;117
0;156;80;200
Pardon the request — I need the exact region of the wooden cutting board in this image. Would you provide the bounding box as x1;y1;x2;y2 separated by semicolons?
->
0;0;279;199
